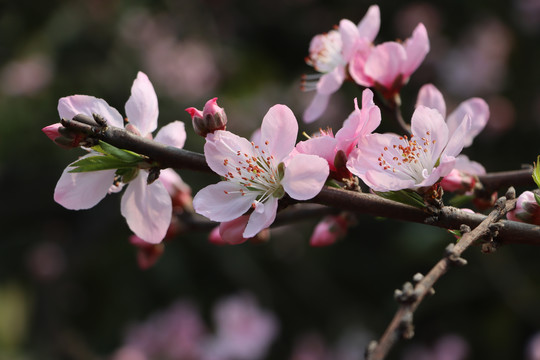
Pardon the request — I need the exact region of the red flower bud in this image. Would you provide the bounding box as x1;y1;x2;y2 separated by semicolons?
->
186;97;227;137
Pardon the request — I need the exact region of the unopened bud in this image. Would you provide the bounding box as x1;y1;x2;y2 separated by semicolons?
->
507;191;540;225
42;123;85;149
186;97;227;137
309;214;348;247
441;169;475;193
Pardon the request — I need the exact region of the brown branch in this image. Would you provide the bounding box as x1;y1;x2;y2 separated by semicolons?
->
478;168;535;194
61;118;540;244
365;189;518;360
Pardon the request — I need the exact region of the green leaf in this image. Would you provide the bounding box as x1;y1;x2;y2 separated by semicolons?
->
375;189;426;208
535;193;540;207
92;141;144;163
68;155;139;173
533;155;540;189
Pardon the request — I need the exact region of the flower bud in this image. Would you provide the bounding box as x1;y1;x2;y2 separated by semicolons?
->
507;191;540;225
441;169;475;193
42;123;85;149
129;235;165;269
186;97;227;137
309;214;348;247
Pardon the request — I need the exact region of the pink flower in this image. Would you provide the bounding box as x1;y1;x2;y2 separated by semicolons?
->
349;23;429;99
347;106;470;192
203;293;279;360
309;215;348;247
416;84;490;148
507;191;540;225
186;97;228;137
302;5;380;123
295;89;381;180
52;72;187;243
193;105;329;238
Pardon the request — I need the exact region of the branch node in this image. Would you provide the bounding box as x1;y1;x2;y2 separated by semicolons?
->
481;241;498;253
459;224;471;233
394;282;417;304
92;113;108;127
505;186;516;200
445;243;468;266
495;196;507;210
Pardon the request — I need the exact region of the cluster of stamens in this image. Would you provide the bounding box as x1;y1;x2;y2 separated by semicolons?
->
377;131;438;181
302;30;344;92
221;140;282;206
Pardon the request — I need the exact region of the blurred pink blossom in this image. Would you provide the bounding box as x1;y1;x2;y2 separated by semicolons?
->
0;54;53;96
203;293;279;360
526;332;540;360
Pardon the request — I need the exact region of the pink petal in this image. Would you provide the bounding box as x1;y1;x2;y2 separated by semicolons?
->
411;106;448;159
260;104;298;161
357;5;380;42
348;41;375;87
193;181;256;222
363;169;416;192
294;136;338;170
417;155;456;188
58;95;124;128
154;121;186;149
54;155;115;210
219;216;250;245
416;84;446;117
364;42;407;88
204;131;255;177
454;155;486;175
159;168;188;196
402;23;430;78
243;197;278;238
124;72;158;136
42;123;62;142
340;19;361;61
446;98;489;147
317;67;345;95
282;154;329;200
303;92;331;123
121;172;172;244
347;134;394;176
443;114;471;158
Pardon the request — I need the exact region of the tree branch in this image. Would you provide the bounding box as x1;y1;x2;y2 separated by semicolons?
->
61;119;540;244
365;189;518;360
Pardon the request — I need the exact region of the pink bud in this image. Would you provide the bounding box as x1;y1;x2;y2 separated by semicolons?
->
309;215;348;247
441;169;475;192
186;97;227;137
129;235;165;269
507;191;540;225
42;123;84;149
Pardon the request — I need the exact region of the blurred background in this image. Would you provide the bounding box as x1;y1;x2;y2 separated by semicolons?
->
1;0;540;359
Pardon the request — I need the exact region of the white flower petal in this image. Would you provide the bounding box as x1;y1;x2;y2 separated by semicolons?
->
120;172;171;244
58;95;124;128
193;181;256;222
282;154;329;200
124;72;158;136
260;104;298;162
243;197;278;238
54;155;116;210
154;121;186;149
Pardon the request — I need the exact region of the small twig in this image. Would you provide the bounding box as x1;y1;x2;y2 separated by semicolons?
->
365;189;517;360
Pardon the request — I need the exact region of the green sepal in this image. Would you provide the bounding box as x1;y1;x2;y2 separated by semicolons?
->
375;189;426;208
92;141;144;163
116;167;139;183
533;155;540;189
325;179;342;189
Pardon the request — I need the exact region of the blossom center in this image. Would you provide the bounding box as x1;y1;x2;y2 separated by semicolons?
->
306;30;344;74
377;132;438;183
221;140;285;204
